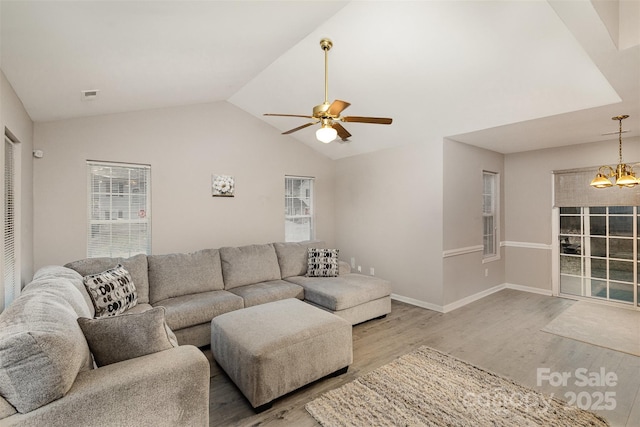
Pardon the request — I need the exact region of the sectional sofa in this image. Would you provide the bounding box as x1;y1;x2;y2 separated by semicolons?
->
0;240;391;425
65;240;392;347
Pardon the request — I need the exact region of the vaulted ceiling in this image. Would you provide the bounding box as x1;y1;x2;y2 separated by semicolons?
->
1;1;638;159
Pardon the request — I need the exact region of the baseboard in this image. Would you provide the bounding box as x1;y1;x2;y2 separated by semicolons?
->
391;282;554;313
442;284;505;313
504;283;553;296
390;294;444;313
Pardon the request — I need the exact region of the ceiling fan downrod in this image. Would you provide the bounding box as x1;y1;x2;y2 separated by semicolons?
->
320;38;333;107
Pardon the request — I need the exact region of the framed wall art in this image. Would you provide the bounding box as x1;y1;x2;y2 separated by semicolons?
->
212;174;234;197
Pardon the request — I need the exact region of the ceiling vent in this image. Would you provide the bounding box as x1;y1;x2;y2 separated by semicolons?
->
81;89;100;101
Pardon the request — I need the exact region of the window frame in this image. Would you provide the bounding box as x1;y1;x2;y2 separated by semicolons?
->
284;175;315;242
558;206;638;307
3;134;21;310
482;170;500;263
87;161;151;258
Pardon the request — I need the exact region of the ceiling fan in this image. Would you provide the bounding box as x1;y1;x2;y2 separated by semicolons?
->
264;38;393;143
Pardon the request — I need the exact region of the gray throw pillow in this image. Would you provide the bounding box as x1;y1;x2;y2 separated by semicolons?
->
77;307;178;367
83;264;138;318
307;248;339;277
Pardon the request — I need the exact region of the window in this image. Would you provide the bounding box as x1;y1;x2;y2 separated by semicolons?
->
4;135;20;310
559;206;638;306
87;162;151;258
285;176;314;242
482;171;498;260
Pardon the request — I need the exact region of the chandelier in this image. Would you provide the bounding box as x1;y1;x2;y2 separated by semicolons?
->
590;115;637;188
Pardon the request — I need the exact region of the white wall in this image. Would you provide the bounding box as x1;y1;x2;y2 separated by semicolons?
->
442;139;505;305
504;136;640;291
334;141;444;307
1;70;34;309
33;101;335;268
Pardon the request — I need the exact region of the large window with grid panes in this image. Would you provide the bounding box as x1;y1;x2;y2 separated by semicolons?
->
87;161;151;258
559;206;638;306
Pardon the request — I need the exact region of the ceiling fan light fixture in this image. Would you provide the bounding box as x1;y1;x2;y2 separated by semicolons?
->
316;124;337;143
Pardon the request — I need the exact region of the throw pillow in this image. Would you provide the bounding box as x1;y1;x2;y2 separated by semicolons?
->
307;248;340;277
83;264;138;317
77;306;178;367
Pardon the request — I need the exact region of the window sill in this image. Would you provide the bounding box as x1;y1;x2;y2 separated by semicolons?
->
482;255;501;264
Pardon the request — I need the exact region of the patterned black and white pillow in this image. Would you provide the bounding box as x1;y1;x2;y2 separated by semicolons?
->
83;264;138;318
307;248;339;277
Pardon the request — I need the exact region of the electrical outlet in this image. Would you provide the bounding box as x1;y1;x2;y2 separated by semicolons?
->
357;265;362;272
370;267;375;276
351;257;356;269
484;268;489;277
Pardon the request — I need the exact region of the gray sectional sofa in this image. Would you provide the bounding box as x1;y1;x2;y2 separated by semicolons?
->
65;240;391;347
0;240;391;425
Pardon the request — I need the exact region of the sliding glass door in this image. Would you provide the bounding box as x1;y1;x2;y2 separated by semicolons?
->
559;206;638;306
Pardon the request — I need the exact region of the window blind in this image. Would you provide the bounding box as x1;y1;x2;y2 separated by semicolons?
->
285;176;314;242
553;166;640;207
482;171;497;257
87;161;151;258
4;138;17;308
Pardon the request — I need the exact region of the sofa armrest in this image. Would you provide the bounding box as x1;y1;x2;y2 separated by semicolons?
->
338;261;351;275
1;346;209;427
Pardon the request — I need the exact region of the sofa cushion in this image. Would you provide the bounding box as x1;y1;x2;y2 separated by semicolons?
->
147;249;224;304
307;248;339;277
0;279;93;413
273;241;326;278
228;280;304;307
219;244;281;290
33;265;95;317
82;264;138;317
78;307;177;367
65;254;150;304
285;274;392;311
155;290;244;331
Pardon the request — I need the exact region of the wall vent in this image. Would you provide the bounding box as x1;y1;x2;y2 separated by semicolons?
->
81;89;100;101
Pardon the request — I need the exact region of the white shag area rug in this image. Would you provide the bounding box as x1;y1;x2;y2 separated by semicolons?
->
542;301;640;356
305;346;609;427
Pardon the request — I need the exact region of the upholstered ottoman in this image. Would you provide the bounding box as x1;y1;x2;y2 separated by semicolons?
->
210;298;352;411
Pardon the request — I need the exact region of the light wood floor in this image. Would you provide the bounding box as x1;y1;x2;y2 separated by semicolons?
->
206;289;640;426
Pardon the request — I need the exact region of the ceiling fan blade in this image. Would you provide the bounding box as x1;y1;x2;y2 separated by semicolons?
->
342;116;393;125
327;100;351;116
264;113;315;119
282;122;316;135
332;122;352;140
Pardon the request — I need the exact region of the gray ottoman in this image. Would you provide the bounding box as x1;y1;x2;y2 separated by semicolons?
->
211;298;352;411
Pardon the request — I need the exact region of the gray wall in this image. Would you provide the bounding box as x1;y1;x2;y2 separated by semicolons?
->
33;101;336;268
334;141;444;306
443;139;505;306
504;136;640;292
1;71;34;309
19;73;640;310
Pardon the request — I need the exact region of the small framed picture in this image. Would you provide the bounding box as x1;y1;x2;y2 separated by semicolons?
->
212;174;234;197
